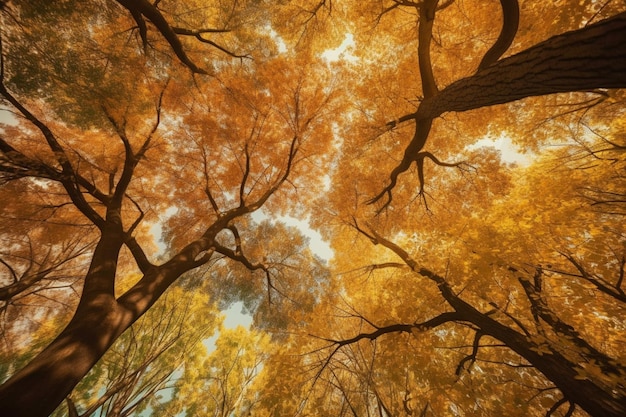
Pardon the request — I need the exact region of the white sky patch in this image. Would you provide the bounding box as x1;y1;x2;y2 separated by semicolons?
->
203;302;252;353
468;134;533;166
282;215;334;261
0;108;19;126
205;213;333;345
267;26;287;54
222;301;253;329
252;211;334;261
149;206;179;257
321;33;357;63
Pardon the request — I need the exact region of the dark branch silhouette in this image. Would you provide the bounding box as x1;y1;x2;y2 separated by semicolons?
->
372;11;626;211
477;0;520;71
338;222;626;417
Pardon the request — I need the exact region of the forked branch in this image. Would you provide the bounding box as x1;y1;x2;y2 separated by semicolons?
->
367;147;468;212
0;83;105;227
323;312;461;347
313;312;461;382
173;27;251;60
368;1;463;212
518;268;626;376
213;240;280;303
455;331;483;376
115;0;209;74
557;252;626;302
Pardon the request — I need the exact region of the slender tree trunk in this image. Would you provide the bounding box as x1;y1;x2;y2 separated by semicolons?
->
416;12;626;119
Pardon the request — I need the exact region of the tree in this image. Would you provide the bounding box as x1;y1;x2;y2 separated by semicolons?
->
323;216;626;416
155;325;272;417
0;1;336;415
290;1;626;416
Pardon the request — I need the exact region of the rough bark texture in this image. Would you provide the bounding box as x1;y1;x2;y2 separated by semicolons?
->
416;12;626;119
0;228;125;416
0;128;293;415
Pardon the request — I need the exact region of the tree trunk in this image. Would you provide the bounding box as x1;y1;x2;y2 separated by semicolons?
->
0;228;128;416
416;12;626;119
0;226;211;416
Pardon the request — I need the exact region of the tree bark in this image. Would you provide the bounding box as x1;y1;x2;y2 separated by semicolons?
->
416;12;626;120
0;209;230;416
0;227;126;416
416;266;626;417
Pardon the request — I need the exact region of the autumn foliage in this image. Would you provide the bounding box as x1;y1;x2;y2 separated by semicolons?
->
1;1;626;416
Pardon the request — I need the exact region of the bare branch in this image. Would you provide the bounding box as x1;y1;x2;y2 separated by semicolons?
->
477;0;520;71
136;82;167;161
239;143;251;206
125;237;154;274
367;119;432;211
558;252;626;302
200;145;221;215
213;242;282;303
173;27;251;60
455;331;483;376
374;13;626;211
126;196;145;236
488;301;532;337
0;87;105;227
418;0;439;98
0;257;17;282
223;134;299;218
172;27;231;35
101;84;165;215
322;312;461;350
114;0;209;74
368;0;447;211
65;397;79;417
518;269;626;376
546;397;576;417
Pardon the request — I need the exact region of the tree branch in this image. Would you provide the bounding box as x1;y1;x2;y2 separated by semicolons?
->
455;331;483;376
418;0;439;98
477;0;519;71
114;0;209;74
546;397;575;417
558;252;626;302
173;27;251;60
125;237;154;274
377;12;626;208
518;269;626;376
239;142;251;206
0;85;105;227
324;312;461;349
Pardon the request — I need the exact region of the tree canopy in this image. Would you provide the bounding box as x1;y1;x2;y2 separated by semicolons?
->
1;0;625;416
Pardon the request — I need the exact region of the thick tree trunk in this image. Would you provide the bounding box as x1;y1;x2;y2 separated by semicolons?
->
416;12;626;119
0;226;211;416
0;229;127;416
0;302;126;416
